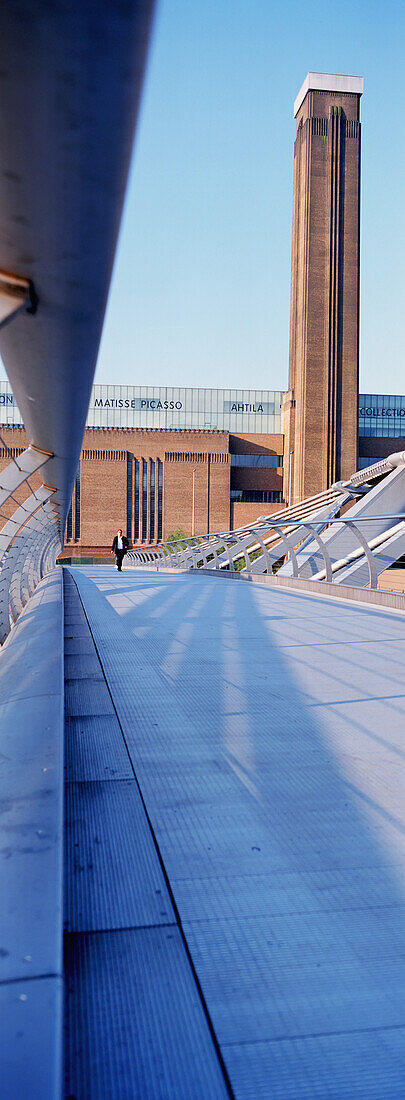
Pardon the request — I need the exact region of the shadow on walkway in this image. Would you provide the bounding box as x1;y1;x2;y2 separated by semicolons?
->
71;567;405;1099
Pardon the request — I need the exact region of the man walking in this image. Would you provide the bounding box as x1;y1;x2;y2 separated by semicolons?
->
111;528;129;571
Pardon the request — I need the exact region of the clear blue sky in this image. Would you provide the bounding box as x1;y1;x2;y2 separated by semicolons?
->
4;0;405;395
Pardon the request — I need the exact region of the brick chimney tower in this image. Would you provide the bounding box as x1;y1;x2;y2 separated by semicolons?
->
282;73;363;504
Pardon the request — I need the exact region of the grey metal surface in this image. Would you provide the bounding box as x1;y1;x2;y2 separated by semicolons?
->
64;651;103;679
183;561;405;612
0;570;64;1095
64;634;100;656
65;676;115;718
63;569;229;1098
221;1030;405;1100
183;910;403;1042
72;566;405;1099
64;928;229;1100
65;780;174;932
65;714;134;783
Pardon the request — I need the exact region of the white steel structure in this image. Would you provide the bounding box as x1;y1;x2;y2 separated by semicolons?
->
0;0;155;642
128;452;405;588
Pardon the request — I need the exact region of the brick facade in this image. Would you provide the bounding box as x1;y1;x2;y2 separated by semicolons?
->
231;500;284;530
81;450;127;547
0;424;284;554
282;83;361;502
163;450;230;537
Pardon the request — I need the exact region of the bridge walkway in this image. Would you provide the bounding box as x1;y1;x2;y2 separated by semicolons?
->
63;568;228;1099
64;565;405;1099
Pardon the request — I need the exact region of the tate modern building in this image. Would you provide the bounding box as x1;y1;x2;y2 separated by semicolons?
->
0;73;403;555
0;380;404;555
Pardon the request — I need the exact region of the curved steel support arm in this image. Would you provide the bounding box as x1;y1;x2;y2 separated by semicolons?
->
223;539;236;572
249;529;272;573
298;524;333;583
188;537;207;568
186;538;204;569
343;520;378;589
0;485;54;560
268;526;299;578
0;445;51;510
158;544;172;567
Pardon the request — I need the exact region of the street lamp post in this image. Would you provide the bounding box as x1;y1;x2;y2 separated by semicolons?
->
289;450;294;507
286;451;294;566
192;467;197;536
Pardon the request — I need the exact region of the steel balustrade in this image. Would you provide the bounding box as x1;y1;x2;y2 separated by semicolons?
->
0;442;59;622
309;520;405;584
121;457;405;588
5;515;58;632
0;482;57;640
126;514;405;589
17;511;59;613
26;529;47;593
0;446;59;638
9;527;44;623
0;443;51;507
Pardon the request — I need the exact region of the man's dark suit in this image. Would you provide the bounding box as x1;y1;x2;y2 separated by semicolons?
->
111;534;129;571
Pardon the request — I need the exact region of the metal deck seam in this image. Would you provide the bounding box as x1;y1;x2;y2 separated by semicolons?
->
222;1021;405;1045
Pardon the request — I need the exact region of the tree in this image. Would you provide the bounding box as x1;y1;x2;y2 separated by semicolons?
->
165;526;188;544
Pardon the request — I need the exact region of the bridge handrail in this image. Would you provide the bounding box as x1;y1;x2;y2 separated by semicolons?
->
127;514;405;590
